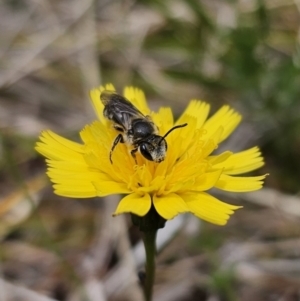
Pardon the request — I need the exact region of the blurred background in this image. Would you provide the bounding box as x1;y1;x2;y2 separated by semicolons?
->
1;0;300;300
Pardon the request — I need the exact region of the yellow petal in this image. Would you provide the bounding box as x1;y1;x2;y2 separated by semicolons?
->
89;88;104;121
45;131;84;152
103;83;116;91
53;183;97;198
166;115;197;158
201;126;224;158
47;170;96;182
193;169;223;191
215;174;267;192
36;131;85;161
182;192;241;225
204;106;241;143
89;84;116;120
46;157;130;198
151;107;174;135
208;151;233;165
46;160;91;171
47;168;109;184
36;130;83;153
123;86;150;115
92;181;131;196
176;100;210;129
153;193;188;220
214;147;264;175
80;122;112;157
113;193;151;216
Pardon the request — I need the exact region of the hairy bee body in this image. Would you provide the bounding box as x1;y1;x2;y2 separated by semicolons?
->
100;90;187;163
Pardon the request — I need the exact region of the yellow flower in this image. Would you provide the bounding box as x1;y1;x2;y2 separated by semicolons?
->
35;84;266;225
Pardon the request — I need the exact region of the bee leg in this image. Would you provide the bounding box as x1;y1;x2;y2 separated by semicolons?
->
110;134;123;164
130;148;138;164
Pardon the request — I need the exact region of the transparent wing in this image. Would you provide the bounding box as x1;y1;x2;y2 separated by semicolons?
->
101;91;147;130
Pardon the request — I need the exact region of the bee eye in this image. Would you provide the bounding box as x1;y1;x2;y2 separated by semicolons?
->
140;143;154;161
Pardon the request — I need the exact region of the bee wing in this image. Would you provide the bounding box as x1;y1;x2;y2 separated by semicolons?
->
101;91;146;130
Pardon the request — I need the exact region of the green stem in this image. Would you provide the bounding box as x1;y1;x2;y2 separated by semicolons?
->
143;230;157;301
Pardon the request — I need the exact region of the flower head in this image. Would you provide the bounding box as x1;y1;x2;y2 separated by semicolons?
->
36;84;266;225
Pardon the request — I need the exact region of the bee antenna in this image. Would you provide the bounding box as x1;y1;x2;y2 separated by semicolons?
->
158;123;188;145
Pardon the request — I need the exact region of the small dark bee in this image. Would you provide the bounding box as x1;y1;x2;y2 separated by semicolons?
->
100;90;187;163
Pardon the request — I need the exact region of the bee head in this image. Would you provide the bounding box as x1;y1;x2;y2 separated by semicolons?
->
139;136;167;163
138;123;188;163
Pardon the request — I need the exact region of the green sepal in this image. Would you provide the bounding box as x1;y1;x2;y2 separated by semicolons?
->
131;204;166;232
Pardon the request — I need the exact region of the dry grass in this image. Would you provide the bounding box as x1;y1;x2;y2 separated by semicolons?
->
1;0;300;300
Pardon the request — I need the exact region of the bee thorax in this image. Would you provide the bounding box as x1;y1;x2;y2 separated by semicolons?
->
131;119;156;139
